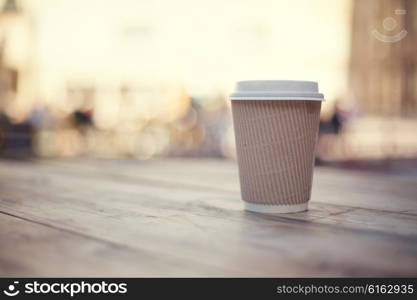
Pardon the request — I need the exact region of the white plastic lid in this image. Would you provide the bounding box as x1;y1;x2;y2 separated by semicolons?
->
229;80;325;101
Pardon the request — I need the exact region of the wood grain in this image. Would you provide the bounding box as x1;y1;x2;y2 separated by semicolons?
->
0;158;416;277
0;213;230;277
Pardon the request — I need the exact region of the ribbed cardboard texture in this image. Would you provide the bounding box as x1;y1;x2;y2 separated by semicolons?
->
231;100;321;207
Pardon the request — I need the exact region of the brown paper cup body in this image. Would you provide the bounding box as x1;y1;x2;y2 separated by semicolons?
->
231;100;321;213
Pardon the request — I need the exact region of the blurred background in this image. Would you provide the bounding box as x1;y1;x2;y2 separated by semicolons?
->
0;0;416;174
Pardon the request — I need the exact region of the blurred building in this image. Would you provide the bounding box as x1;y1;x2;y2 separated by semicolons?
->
0;0;352;159
350;0;417;117
329;0;417;163
0;0;416;163
0;0;22;113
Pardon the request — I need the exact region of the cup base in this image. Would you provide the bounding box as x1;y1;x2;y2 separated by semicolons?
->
244;202;308;214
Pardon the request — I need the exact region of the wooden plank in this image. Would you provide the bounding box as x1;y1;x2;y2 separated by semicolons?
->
2;159;417;238
20;158;417;238
1;159;417;276
0;212;230;277
42;158;417;213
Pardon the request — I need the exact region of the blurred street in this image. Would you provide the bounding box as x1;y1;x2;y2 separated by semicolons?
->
0;0;415;173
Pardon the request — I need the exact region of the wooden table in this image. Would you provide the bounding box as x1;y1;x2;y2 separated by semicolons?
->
0;158;416;277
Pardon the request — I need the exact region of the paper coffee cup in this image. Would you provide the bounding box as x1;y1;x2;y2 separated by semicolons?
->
229;80;324;213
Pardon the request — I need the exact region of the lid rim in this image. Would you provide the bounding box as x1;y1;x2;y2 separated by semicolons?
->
229;96;325;101
230;80;324;101
237;79;318;84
